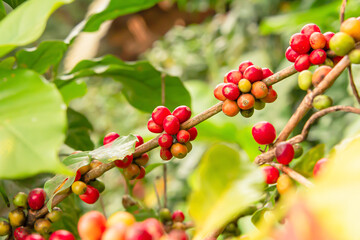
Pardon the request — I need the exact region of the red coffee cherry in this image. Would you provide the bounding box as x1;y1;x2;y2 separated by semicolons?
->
135;153;149;166
323;32;335;50
103;132;120;145
160;148;173;161
237;94;255;110
238;61;254;73
158;134;174;148
226;70;242;85
222;83;240;100
222;99;240;117
289;33;311;54
152;106;171;125
313;158;328;177
49;230;75;240
300;23;321;39
285;47;300;62
79;185;99;204
262;166;280;184
309;32;326;49
177;130;191;143
294;54;311;72
147;118;163;133
214;83;226;101
14;227;30;240
25;234;45;240
125;223;152;240
309;49;327;65
171;143;188;159
275;142;295;165
172;210;185;222
114;155;133;169
252;121;276;145
124;164;141;180
163;115;180;135
251;81;269;99
135;135;144;148
75;170;81;181
188;127;198;141
243;65;263;83
172;106;192;123
28;188;46;210
262;68;273;78
136;166;146;180
261;88;277;103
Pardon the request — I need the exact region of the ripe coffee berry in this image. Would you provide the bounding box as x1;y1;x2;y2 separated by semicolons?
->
222;99;239;117
301;23;321;38
135;153;149;166
34;218;51;234
309;49;326;65
340;17;360;41
71;181;87;195
125;223;152;240
158;134;173;148
124;164;140;180
135;135;144;148
163;115;180;135
136;166;146;179
226;70;242;85
262;68;273;78
103;132;120;145
313;158;328;177
237;94;255;110
252;121;276;145
262;166;280;184
160;148;173;161
13;192;28;208
147;118;163;133
222;83;240;100
188;127;198;141
251;81;268;99
294;54;311;72
25;234;45;240
28;188;46;210
14;227;30;240
289;33;311;54
214;83;226;101
152;106;171;125
172;210;185;222
75;170;81;181
171;143;188;159
238;79;251;93
285;47;300;62
79;185;99;204
177;130;191;143
261;88;277;103
243;65;263;83
309;32;326;49
275;142;295;165
49;230;75;240
173;106;191;123
323;32;335;50
114;155;133;168
238;61;254;73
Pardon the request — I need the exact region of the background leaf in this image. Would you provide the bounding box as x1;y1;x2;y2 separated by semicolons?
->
3;0;26;8
0;181;9;207
57;80;87;105
0;57;15;69
291;144;324;178
0;0;6;20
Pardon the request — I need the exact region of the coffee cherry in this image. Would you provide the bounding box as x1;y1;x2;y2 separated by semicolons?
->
171;143;188;159
323;32;335;50
313;95;332;110
251;81;268;99
125;223;152;240
254;99;265;110
14;227;31;240
329;32;355;56
90;160;102;170
298;70;312;90
313;158;328;177
276;175;293;195
309;49;327;65
147;118;163;133
152;106;171;125
136;166;146;179
49;230;75;240
75;170;81;181
107;211;136;227
262;68;273;78
103;132;120;145
285;47;300;62
160;148;173;161
135;153;149;166
124;164;140;180
163;115;180;135
168;230;189;240
243;66;263;83
185;142;192;153
158;134;174;148
172;210;185;222
142;218;165;239
114;155;133;169
294;54;311;72
72;181;87;195
340;17;360;41
172;106;192;123
34;218;51;234
312;66;332;87
101;224;126;240
78;211;106;240
28;188;46;210
323;58;334;67
262;166;279;184
301;23;321;39
289;33;311;54
177;130;191;143
214;83;226;101
88;180;105;194
261;88;277;103
46;207;62;223
222;99;239;116
226;70;242;85
188;127;198;141
79;185;100;204
237;94;255;110
252;121;276;145
240;108;254;118
238;79;251;93
135;135;144;148
349;49;360;64
13;192;28;208
309;32;326;49
238;61;254;73
25;234;45;240
222;83;240;100
275;142;295;165
79;164;91;175
9;208;26;227
332;56;344;65
159;208;172;222
293;144;303;158
0;221;10;236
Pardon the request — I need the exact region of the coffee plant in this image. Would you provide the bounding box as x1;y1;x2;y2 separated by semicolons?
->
0;0;360;239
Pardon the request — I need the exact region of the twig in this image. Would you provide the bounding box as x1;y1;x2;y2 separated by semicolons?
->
153;180;162;210
161;73;168;208
269;162;313;188
262;65;297;86
99;196;107;218
348;66;360;105
340;0;347;23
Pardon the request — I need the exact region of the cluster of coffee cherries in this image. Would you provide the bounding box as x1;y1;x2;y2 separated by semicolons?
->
214;61;278;118
158;208;187;231
78;210;188;240
103;132;149;180
147;106;197;160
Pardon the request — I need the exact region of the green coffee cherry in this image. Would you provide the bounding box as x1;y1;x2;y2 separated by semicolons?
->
88;180;105;193
0;221;10;236
349;49;360;64
46;207;62;223
8;208;26;227
329;32;355;56
159;208;172;222
240;108;254;118
322;58;334;67
254;99;265;110
293;144;303;158
298;70;312;90
71;181;87;195
313;95;333;110
13;192;28;209
34;218;51;234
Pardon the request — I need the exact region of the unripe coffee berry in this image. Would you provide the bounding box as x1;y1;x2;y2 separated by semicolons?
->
0;221;10;236
114;155;133;168
163;115;180;135
46;207;62;223
340;17;360;41
170;143;188;159
252;121;276;145
237;94;255;110
34;218;51;234
262;166;280;184
124;164;140;180
135;135;144;148
159;208;172;222
349;49;360;64
28;188;46;210
214;83;226;101
226;70;242;85
323;32;335;50
294;54;311;72
238;61;254;73
262;68;273;78
14;227;30;240
136;166;146;179
160;148;173;161
177;130;191;143
312;66;332;87
172;210;185;222
323;58;334;67
254;99;265;110
185;142;193;153
188;127;198;141
222;99;239;117
222;83;240;100
152;106;171;125
238;79;252;93
313;95;332;110
147;118;164;133
329;32;355;56
135;153;149;166
251;81;268;99
172;106;192;123
261;88;277;103
9;208;26;227
243;65;263;83
309;49;327;65
293;144;303;158
79;185;99;204
285;47;300;62
298;70;312;90
13;192;28;208
275;142;295;165
158;134;174;148
103;132;120;145
25;234;45;240
49;230;75;240
290;33;311;54
313;158;328;177
300;23;321;39
276;174;293;195
88;180;105;194
309;32;326;49
240;108;254;118
71;181;87;195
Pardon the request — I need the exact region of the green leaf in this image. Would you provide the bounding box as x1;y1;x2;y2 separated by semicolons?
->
188;144;263;239
0;69;70;179
0;1;6;20
291;144;325;178
65;108;94;151
0;57;15;69
16;41;67;74
59;55;191;113
0;0;73;57
145;162;168;174
3;0;27;8
57;80;87;105
83;0;160;32
0;180;9;207
251;207;269;226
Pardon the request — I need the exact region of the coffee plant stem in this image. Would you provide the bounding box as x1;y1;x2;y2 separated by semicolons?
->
269;162;313;188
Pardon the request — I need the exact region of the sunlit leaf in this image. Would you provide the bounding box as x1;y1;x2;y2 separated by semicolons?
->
291;144;324;178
